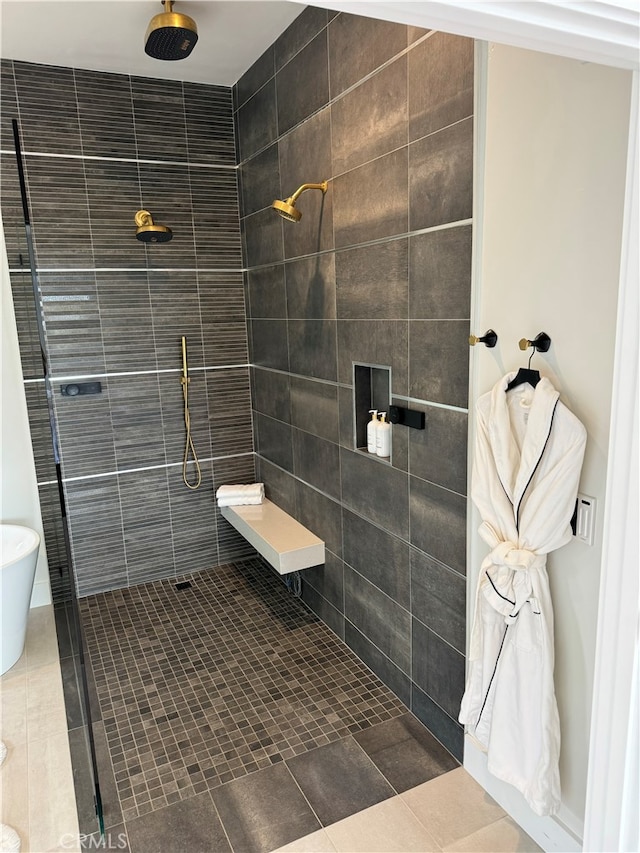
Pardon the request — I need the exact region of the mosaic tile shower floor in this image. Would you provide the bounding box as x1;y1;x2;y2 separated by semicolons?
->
80;558;409;823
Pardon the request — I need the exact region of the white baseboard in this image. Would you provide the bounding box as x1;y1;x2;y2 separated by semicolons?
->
464;735;582;852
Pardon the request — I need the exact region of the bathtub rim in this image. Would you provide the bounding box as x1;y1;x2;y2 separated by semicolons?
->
1;523;41;570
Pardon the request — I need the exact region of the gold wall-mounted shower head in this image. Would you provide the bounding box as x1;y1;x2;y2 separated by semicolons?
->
272;181;328;223
134;210;173;243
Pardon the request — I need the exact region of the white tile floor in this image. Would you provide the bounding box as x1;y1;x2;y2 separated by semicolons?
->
275;768;542;853
0;605;80;853
1;607;542;853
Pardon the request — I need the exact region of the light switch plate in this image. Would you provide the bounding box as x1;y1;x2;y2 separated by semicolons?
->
575;493;596;546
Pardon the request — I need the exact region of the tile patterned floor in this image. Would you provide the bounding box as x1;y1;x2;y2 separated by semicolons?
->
80;558;409;823
76;558;542;853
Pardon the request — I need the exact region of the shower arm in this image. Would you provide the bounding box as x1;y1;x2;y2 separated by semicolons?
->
287;181;328;203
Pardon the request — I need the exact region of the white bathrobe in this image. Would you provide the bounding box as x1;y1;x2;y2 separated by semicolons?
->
459;373;586;816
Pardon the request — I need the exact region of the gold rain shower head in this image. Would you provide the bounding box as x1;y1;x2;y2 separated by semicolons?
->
145;0;198;61
134;210;173;243
272;181;328;223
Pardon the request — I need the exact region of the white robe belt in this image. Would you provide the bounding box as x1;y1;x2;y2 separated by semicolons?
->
478;525;546;624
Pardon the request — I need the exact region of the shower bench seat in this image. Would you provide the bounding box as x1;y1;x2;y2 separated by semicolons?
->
220;498;325;575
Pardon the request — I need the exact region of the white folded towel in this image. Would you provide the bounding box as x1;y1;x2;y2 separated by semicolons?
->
216;483;265;507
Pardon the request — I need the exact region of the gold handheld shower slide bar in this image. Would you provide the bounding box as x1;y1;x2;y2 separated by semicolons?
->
181;336;201;490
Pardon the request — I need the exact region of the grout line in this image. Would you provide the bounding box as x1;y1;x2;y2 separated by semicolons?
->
9;268;247;274
242;219;473;273
254;450;466;571
0;148;238;170
37;451;253;486
25;364;250;383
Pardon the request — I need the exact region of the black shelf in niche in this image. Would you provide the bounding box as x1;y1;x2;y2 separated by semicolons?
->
353;362;391;463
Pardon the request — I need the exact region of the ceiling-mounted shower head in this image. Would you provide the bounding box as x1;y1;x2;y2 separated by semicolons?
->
272;181;328;223
134;210;173;243
145;0;198;61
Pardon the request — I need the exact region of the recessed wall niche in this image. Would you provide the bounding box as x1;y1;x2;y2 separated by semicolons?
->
353;363;391;460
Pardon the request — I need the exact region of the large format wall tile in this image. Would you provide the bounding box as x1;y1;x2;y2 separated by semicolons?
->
247;264;287;319
254;412;294;473
252;367;291;423
237;78;277;162
293;428;340;499
295;479;343;557
280;108;334;260
333;147;408;248
408;32;474;142
233;11;475;759
411;548;466;653
275;5;327;70
331;56;408;175
335;239;408;320
303;550;344;612
409;225;472;320
285;253;336;320
411;617;466;721
411;685;463;762
344;565;411;674
409;404;468;495
276;31;329;137
289;375;338;442
244;207;284;268
250;319;289;370
328;13;408;99
337;319;408;394
340;448;409;540
240;142;280;218
342;510;410;608
345;622;411;707
235;46;274;110
288;319;337;381
409;320;470;409
409;117;473;231
409;475;467;575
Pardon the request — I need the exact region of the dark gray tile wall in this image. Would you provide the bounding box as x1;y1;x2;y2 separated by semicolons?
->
236;13;473;760
1;58;253;599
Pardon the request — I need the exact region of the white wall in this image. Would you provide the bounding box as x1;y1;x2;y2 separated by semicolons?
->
1;217;51;607
467;43;632;844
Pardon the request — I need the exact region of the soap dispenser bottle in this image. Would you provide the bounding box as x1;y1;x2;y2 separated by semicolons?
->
367;410;379;453
376;412;391;458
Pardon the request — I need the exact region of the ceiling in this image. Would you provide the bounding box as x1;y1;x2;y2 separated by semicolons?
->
1;0;637;89
0;1;305;86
